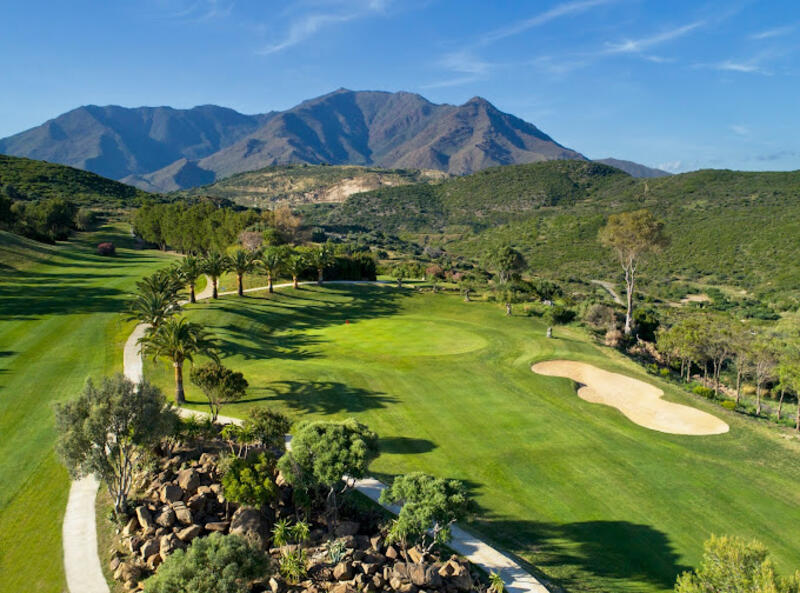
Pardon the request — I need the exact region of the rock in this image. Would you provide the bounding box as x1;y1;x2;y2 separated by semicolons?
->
230;506;272;546
109;556;121;572
122;517;139;536
146;553;162;571
172;501;193;525
177;468;201;493
126;535;143;554
155;506;176;528
113;562;140;583
389;577;403;591
360;563;379;576
176;524;203;542
160;484;182;504
199;452;216;466
330;584;351;593
333;561;354;581
353;573;367;588
371;575;385;590
205;521;229;532
407;546;425;564
438;558;472;591
159;533;180;561
187;493;207;513
369;535;383;552
335;520;360;537
135;506;155;531
385;545;398;560
197;485;213;496
140;538;159;560
268;576;283;593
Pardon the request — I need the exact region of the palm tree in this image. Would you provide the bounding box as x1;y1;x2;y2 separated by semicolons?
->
178;255;204;303
306;243;335;285
259;245;288;293
139;317;217;404
128;290;182;330
285;251;307;289
201;251;230;299
229;249;257;297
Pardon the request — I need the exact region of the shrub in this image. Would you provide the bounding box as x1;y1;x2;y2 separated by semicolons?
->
143;532;269;593
584;304;616;330
221;452;278;507
544;305;576;325
243;408;291;451
720;400;737;411
605;328;624;348
278;548;308;584
76;208;97;231
692;385;715;399
659;368;671;377
97;242;116;256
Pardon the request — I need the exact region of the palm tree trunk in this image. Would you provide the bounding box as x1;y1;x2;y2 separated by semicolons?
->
212;276;218;299
317;268;323;285
174;361;185;404
293;275;299;289
237;273;243;297
189;282;196;304
268;274;274;294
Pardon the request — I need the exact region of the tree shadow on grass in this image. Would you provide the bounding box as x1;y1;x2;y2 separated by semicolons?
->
245;380;398;415
479;518;690;592
378;436;438;455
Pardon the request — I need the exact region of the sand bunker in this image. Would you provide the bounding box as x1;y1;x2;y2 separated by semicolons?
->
532;360;729;436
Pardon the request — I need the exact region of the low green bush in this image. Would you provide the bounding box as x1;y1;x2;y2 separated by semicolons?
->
692;385;715;399
720;400;737;411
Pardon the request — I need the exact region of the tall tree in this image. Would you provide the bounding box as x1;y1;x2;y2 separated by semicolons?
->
201;251;230;299
306;243;335;285
54;374;176;514
229;249;257;297
259;245;289;293
127;268;184;329
599;209;668;334
178;255;204;304
285;251;307;289
750;338;778;416
190;362;248;422
487;245;526;283
139;317;217;404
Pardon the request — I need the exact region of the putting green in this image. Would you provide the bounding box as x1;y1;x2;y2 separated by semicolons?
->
306;315;487;357
144;285;800;593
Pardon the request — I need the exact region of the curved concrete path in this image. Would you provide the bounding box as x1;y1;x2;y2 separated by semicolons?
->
532;360;729;436
590;280;623;305
64;278;549;593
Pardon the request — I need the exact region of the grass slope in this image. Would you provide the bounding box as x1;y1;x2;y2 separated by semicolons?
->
0;154;152;205
0;226;171;592
147;286;800;593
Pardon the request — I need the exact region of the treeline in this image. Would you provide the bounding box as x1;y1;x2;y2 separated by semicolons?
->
0;193;97;243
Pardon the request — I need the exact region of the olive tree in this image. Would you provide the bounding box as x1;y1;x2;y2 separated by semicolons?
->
674;534;800;593
599;209;668;334
487;245;526;283
190;362;248;421
54;374;176;514
379;472;471;552
278;418;378;528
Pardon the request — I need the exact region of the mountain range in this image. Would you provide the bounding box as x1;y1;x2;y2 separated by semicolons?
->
0;89;668;192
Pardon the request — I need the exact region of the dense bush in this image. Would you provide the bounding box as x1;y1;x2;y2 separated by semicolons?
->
143;532;269;593
221;452;278;508
97;242;116;256
545;305;576;325
692;385;715;399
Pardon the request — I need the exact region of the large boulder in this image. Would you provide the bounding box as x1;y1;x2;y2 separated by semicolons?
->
160;483;182;504
230;506;272;546
438;557;473;591
333;561;354;581
171;501;193;525
176;524;203;542
204;520;229;532
139;538;159;560
154;506;176;528
177;468;200;493
135;506;155;531
159;533;181;562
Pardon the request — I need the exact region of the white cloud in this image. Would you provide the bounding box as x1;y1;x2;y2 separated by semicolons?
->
730;124;749;136
605;21;704;54
694;59;771;75
749;25;795;40
478;0;616;47
257;1;391;55
657;160;684;173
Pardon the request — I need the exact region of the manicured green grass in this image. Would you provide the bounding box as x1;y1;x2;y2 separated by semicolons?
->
145;285;800;593
0;226;172;593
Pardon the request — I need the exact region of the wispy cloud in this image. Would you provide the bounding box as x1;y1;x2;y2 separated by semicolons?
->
422;50;496;89
749;25;795;40
695;58;771;75
257;1;390;55
153;0;234;21
478;0;616;47
730;124;749;136
604;20;704;54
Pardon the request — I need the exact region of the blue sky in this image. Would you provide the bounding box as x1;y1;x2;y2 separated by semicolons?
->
1;0;798;172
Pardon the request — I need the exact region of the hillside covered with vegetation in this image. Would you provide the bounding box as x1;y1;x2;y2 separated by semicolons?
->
306;162;800;304
0;155;151;206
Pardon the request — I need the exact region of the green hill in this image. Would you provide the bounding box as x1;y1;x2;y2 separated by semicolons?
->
307;162;800;304
172;163;448;208
0;154;151;206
